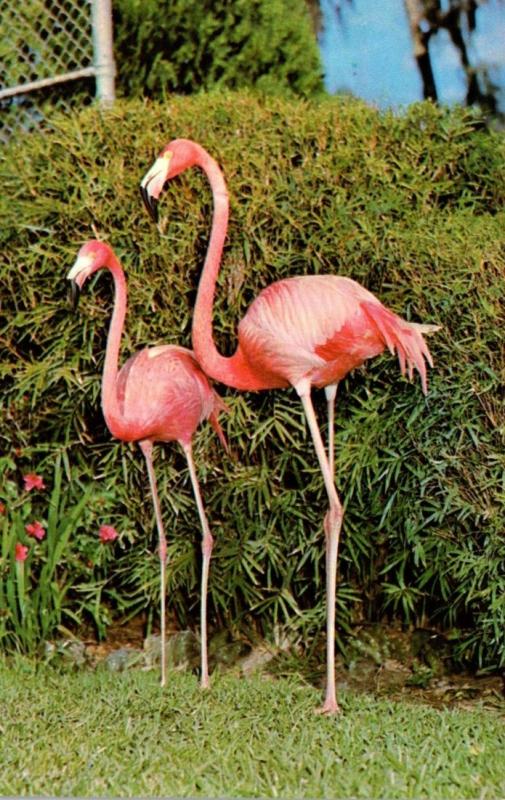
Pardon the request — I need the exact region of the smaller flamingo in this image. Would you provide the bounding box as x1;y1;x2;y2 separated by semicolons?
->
67;239;226;689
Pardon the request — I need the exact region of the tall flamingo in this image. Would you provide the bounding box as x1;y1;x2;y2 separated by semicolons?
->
140;140;438;714
67;239;226;689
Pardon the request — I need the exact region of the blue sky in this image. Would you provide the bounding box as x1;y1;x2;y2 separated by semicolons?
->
319;0;505;111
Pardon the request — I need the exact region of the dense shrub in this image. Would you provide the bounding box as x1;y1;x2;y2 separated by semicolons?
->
112;0;323;99
0;92;504;668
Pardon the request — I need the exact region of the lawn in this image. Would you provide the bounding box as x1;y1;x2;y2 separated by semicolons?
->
1;657;504;798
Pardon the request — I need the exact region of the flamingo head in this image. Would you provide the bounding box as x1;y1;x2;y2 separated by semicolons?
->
139;139;201;223
67;240;112;308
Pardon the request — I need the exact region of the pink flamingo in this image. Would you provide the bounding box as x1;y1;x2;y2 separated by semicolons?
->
140;140;438;714
67;239;226;689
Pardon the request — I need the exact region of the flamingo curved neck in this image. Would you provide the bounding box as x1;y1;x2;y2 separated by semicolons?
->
101;253;127;432
191;149;263;391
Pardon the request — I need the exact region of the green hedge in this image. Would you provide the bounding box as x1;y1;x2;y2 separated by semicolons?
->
0;92;504;668
113;0;323;99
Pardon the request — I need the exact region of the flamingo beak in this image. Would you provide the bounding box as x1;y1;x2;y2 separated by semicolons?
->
66;253;93;310
140;183;158;223
69;280;80;311
139;152;172;224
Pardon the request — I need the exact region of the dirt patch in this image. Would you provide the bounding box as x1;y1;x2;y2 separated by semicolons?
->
334;623;504;712
47;617;505;713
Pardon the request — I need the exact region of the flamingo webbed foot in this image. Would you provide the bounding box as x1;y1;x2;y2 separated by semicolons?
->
315;699;341;716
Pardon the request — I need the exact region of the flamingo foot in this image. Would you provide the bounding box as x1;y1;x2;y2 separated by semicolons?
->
315;698;341;716
200;674;210;690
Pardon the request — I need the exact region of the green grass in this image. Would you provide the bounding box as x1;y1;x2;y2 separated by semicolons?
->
1;658;504;798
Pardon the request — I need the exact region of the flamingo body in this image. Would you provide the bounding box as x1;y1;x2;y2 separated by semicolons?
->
112;345;222;445
235;274;431;392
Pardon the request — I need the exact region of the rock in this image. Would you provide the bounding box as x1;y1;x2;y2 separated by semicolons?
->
411;628;455;675
237;644;277;675
143;630;199;671
104;647;141;672
44;639;87;667
209;629;251;667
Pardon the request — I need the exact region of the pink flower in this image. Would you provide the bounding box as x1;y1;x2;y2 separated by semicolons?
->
25;521;46;541
99;525;119;543
23;473;46;492
15;543;29;562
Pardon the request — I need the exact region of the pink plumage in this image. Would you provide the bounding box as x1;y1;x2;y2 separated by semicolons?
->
116;345;224;445
237;275;433;393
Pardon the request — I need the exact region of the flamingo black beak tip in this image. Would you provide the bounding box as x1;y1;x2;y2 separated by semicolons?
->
139;185;159;223
69;280;80;311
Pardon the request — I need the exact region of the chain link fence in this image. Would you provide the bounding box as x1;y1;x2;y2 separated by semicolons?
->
0;0;115;142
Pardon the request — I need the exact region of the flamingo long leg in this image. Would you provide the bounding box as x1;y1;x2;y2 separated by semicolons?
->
298;386;343;715
325;383;338;484
324;383;338;606
139;439;168;687
181;441;214;689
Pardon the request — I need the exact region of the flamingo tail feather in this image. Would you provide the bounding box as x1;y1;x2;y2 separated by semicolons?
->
362;301;438;395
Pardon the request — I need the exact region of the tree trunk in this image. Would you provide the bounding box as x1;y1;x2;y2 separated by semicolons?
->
403;0;438;100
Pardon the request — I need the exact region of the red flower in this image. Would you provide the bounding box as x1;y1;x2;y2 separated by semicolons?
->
0;502;5;514
15;543;29;562
23;473;46;492
25;521;46;541
99;525;119;543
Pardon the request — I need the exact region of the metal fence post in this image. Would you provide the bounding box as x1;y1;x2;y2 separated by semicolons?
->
91;0;116;106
